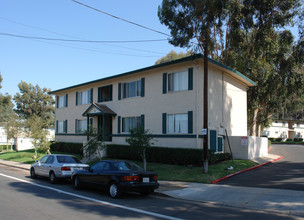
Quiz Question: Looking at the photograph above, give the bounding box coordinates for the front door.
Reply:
[98,115,112,141]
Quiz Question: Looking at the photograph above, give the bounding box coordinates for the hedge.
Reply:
[106,144,231,166]
[50,142,83,156]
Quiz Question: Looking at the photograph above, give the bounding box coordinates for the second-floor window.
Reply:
[76,89,93,105]
[168,70,188,92]
[98,85,112,102]
[57,94,68,108]
[122,80,141,99]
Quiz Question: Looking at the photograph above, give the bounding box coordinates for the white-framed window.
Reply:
[57,120,67,133]
[57,95,68,108]
[122,80,141,99]
[76,119,87,133]
[168,70,188,92]
[76,89,92,105]
[168,113,188,134]
[122,117,141,133]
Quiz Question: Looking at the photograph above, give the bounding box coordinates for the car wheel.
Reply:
[30,168,37,179]
[74,176,81,190]
[49,171,56,184]
[109,182,121,199]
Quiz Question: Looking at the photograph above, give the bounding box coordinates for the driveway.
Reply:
[219,144,304,191]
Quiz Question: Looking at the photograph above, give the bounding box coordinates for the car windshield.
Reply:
[57,156,82,164]
[113,161,144,171]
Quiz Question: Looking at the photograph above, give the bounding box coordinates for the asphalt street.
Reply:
[0,164,296,220]
[219,144,304,191]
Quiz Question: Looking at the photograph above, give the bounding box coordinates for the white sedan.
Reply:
[30,154,89,183]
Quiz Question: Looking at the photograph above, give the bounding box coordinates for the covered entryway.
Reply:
[82,103,116,142]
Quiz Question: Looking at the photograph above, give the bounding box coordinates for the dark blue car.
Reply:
[72,160,159,198]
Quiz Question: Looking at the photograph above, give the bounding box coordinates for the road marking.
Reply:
[0,172,183,220]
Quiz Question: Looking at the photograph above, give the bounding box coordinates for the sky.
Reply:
[0,0,186,97]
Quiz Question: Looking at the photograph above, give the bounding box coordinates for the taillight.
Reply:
[61,166,71,171]
[153,175,158,181]
[124,176,139,182]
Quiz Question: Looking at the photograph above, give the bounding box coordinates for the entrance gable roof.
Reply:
[82,103,116,117]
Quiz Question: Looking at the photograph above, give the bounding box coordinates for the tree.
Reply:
[14,81,55,127]
[0,73,2,89]
[223,0,303,136]
[155,50,193,64]
[126,128,153,171]
[158,0,230,173]
[14,81,55,158]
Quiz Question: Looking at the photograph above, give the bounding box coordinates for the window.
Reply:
[122,80,141,99]
[57,94,68,108]
[163,68,193,93]
[122,116,141,133]
[76,119,87,133]
[168,113,188,134]
[57,120,67,133]
[98,85,112,102]
[168,70,188,92]
[76,89,93,105]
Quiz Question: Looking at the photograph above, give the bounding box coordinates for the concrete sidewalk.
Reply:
[0,156,303,217]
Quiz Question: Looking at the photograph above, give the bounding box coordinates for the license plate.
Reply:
[143,177,150,183]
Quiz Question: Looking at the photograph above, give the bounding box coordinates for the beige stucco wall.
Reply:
[53,59,250,150]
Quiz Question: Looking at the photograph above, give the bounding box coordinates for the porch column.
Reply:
[87,115,89,140]
[102,114,106,141]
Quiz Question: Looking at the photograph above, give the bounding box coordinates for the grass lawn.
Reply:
[0,149,82,164]
[0,150,258,183]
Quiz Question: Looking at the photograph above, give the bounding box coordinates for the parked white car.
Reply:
[30,154,89,183]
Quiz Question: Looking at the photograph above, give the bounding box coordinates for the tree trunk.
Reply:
[256,123,261,137]
[250,108,259,136]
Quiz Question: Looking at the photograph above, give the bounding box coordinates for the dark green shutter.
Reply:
[56,96,59,108]
[162,113,167,134]
[188,67,193,90]
[141,78,145,97]
[75,119,78,133]
[56,120,58,133]
[162,73,167,94]
[118,83,121,100]
[65,94,68,107]
[64,120,68,133]
[98,87,102,102]
[76,92,78,105]
[140,114,145,131]
[117,116,121,133]
[90,88,93,103]
[188,111,193,134]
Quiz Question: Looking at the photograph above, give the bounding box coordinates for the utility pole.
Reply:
[203,39,209,174]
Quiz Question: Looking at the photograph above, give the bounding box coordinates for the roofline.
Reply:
[49,54,256,94]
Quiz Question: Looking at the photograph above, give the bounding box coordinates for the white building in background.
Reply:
[0,124,55,151]
[262,120,304,140]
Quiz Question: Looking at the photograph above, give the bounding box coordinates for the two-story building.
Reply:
[50,54,255,153]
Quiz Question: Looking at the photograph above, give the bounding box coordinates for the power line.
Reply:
[71,0,171,37]
[0,32,167,43]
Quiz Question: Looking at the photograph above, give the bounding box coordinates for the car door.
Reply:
[43,155,55,176]
[82,161,106,187]
[34,155,48,176]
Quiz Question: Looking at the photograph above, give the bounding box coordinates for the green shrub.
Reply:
[106,144,231,166]
[50,142,83,156]
[294,138,303,142]
[0,145,3,152]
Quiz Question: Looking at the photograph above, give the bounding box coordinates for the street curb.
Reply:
[0,161,30,171]
[210,156,283,184]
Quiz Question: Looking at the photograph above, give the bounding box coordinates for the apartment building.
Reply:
[50,54,255,153]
